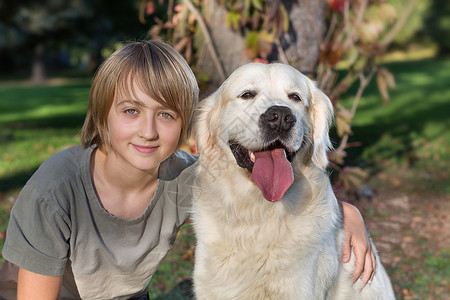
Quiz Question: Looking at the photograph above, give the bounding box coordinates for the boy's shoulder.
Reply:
[37,144,89,171]
[159,150,198,181]
[28,144,91,188]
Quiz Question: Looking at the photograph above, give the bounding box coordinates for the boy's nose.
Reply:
[140,116,159,140]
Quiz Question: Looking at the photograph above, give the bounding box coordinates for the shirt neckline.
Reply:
[81,146,164,225]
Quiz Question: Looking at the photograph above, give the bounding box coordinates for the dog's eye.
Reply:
[240,91,257,100]
[288,93,302,102]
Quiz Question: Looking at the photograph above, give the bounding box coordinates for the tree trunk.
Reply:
[281,0,327,75]
[198,1,247,94]
[31,42,47,83]
[198,0,327,92]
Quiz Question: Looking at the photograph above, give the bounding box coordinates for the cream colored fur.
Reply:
[192,63,395,299]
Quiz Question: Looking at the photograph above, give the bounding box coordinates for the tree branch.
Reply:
[350,66,377,117]
[335,67,376,153]
[182,0,227,82]
[275,38,289,64]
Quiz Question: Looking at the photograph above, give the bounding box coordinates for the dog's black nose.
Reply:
[260,106,296,132]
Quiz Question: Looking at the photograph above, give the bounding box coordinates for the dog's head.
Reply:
[195,63,333,202]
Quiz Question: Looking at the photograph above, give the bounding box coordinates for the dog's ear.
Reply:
[194,89,223,155]
[305,79,334,170]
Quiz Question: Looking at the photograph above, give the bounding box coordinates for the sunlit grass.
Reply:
[337,57,450,196]
[0,81,90,191]
[0,129,79,180]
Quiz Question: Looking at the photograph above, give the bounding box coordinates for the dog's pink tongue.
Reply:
[252,148,294,202]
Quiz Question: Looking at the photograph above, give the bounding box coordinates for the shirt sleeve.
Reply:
[2,183,71,276]
[176,161,198,224]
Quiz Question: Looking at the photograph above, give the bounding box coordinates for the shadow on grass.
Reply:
[335,57,450,168]
[349,101,450,162]
[0,168,38,192]
[3,113,86,131]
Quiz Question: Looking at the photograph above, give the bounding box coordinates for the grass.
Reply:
[336,57,450,196]
[0,55,449,298]
[0,82,90,192]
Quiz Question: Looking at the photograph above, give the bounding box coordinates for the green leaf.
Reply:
[226,11,241,30]
[245,31,260,58]
[251,0,263,11]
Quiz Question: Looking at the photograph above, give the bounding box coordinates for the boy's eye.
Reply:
[159,112,173,119]
[125,108,138,115]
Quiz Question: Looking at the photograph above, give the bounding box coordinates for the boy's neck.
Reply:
[93,147,159,189]
[89,148,159,219]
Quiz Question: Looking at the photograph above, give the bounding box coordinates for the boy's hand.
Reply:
[340,201,376,285]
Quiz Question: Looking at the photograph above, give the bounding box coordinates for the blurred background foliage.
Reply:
[0,0,444,82]
[0,0,444,86]
[0,0,150,81]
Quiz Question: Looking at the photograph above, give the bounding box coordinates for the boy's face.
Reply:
[106,82,182,174]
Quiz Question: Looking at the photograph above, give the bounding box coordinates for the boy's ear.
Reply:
[305,78,334,170]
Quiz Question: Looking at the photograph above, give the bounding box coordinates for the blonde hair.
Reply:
[81,40,199,150]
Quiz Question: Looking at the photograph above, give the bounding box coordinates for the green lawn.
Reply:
[0,56,449,298]
[337,57,450,195]
[0,82,91,192]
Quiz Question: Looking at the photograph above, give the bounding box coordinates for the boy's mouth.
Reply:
[133,144,159,154]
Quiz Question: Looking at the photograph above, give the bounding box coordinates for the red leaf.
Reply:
[251,58,269,64]
[328,0,347,14]
[146,1,155,15]
[319,43,343,67]
[174,4,183,12]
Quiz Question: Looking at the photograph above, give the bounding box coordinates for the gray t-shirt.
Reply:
[2,145,197,299]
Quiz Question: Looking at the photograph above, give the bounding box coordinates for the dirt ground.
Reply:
[341,187,450,299]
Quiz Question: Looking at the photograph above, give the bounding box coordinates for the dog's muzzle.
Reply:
[229,106,299,202]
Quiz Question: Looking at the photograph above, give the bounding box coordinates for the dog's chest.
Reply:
[195,235,336,300]
[193,196,343,299]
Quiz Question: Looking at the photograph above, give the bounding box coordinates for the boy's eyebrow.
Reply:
[116,99,145,107]
[116,99,174,111]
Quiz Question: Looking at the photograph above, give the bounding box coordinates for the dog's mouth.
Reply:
[229,140,297,202]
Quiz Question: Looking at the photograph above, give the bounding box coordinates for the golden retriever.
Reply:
[192,63,395,299]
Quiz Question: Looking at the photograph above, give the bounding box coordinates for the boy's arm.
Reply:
[340,201,376,284]
[18,268,62,300]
